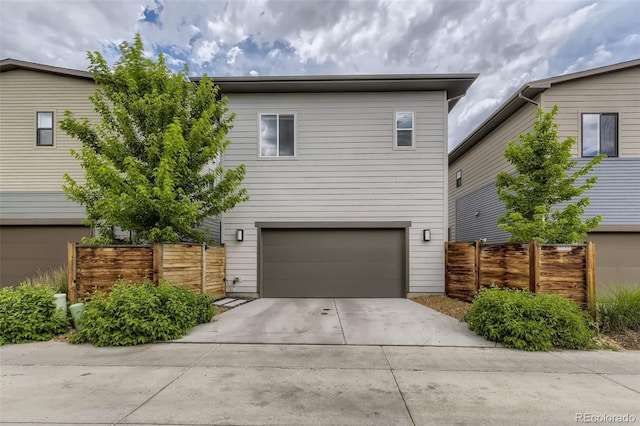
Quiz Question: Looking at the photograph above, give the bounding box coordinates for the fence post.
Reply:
[444,242,450,296]
[67,242,77,302]
[586,241,597,318]
[474,240,481,292]
[153,242,164,285]
[201,243,206,294]
[529,239,540,293]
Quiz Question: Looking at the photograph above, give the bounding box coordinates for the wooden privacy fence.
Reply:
[67,242,226,302]
[445,240,596,315]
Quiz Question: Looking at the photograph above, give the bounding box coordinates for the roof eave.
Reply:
[0,58,93,80]
[449,58,640,164]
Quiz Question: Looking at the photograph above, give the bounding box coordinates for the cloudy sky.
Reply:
[1,0,638,149]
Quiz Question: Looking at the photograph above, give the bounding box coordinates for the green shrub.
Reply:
[21,266,68,294]
[71,281,215,346]
[0,285,69,345]
[464,287,596,351]
[597,284,640,332]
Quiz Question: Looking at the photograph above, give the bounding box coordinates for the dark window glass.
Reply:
[279,114,295,156]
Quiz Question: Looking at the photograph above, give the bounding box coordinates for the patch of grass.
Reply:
[0,284,69,345]
[21,266,68,294]
[597,284,640,332]
[464,287,596,351]
[71,280,215,346]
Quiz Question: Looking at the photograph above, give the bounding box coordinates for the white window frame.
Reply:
[258,112,297,159]
[393,111,415,150]
[580,112,618,158]
[36,111,54,147]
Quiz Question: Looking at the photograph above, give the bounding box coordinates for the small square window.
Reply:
[456,170,462,188]
[581,113,617,157]
[259,113,295,157]
[395,112,414,148]
[37,111,54,146]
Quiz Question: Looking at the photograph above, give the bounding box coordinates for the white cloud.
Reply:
[193,40,219,65]
[249,69,259,76]
[226,46,242,65]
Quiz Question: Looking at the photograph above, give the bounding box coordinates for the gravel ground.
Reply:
[410,295,471,321]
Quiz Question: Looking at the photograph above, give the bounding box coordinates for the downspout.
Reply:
[518,92,539,106]
[447,93,466,105]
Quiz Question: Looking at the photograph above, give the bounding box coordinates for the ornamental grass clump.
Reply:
[597,284,640,332]
[464,287,596,351]
[71,280,215,346]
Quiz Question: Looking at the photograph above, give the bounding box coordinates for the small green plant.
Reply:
[71,280,215,346]
[597,284,640,332]
[0,284,69,345]
[464,287,596,351]
[21,266,68,294]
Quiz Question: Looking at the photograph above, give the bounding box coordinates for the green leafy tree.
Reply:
[61,35,247,243]
[496,105,604,243]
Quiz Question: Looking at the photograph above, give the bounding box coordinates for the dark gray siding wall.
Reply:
[455,182,509,242]
[202,216,221,244]
[0,191,85,220]
[454,158,640,242]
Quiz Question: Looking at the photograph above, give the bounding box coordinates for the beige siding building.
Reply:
[449,59,640,289]
[0,61,96,286]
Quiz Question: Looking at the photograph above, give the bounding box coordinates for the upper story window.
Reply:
[36,111,54,146]
[456,170,462,188]
[394,112,415,148]
[259,113,295,157]
[582,113,618,157]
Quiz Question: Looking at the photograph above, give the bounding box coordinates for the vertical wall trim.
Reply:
[443,91,449,241]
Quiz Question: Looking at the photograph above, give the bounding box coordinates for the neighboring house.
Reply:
[449,59,640,289]
[0,59,222,286]
[0,60,95,287]
[0,58,477,296]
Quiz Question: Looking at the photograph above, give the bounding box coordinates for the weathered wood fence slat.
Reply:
[68,242,226,302]
[445,240,596,316]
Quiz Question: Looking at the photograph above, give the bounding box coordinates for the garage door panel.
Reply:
[263,245,400,264]
[263,278,402,298]
[0,225,91,287]
[262,228,405,298]
[263,261,403,281]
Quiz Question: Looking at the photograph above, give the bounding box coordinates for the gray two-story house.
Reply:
[0,58,477,296]
[449,59,640,289]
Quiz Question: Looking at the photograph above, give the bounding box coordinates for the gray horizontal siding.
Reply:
[578,158,640,225]
[455,157,640,242]
[223,91,448,294]
[455,182,509,243]
[0,191,85,220]
[201,216,221,244]
[0,192,224,243]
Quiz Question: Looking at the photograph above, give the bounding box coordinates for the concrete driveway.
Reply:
[177,298,495,346]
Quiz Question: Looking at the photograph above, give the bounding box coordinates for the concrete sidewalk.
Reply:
[1,342,638,425]
[178,298,495,346]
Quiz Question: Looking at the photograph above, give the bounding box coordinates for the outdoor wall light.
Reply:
[236,229,244,242]
[423,229,431,242]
